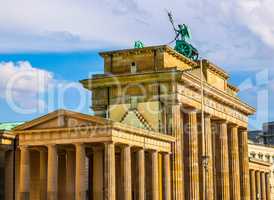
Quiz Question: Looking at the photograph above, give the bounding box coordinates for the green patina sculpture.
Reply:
[134,40,144,49]
[168,12,199,61]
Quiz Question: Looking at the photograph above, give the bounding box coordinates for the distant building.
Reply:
[263,122,274,144]
[248,143,274,200]
[248,121,274,145]
[249,130,264,144]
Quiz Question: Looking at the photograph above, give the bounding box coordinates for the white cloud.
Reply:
[0,61,90,114]
[0,0,273,70]
[0,61,54,111]
[235,0,274,48]
[0,61,53,94]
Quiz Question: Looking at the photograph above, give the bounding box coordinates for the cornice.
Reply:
[180,72,255,115]
[14,122,175,143]
[99,45,197,68]
[99,45,166,57]
[248,143,274,152]
[81,69,183,90]
[249,158,272,167]
[227,83,239,93]
[0,131,16,139]
[13,109,111,131]
[203,59,230,79]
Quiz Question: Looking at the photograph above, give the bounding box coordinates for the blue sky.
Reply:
[0,0,274,130]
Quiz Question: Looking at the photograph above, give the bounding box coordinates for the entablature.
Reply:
[0,131,15,146]
[180,71,255,115]
[82,70,255,127]
[249,158,272,173]
[15,125,173,153]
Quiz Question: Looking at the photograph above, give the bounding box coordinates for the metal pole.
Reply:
[200,59,207,200]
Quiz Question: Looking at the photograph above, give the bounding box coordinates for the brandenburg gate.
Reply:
[11,45,255,200]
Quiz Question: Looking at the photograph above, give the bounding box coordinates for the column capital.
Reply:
[135,147,145,152]
[214,119,228,124]
[238,127,248,132]
[228,122,239,128]
[74,142,84,147]
[47,143,57,148]
[18,145,29,150]
[204,113,212,118]
[119,143,131,148]
[184,107,198,114]
[104,141,115,145]
[161,151,172,155]
[147,149,158,153]
[133,147,146,153]
[171,102,182,106]
[38,147,48,153]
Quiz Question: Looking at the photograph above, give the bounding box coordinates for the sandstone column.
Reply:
[255,171,261,200]
[261,172,266,200]
[93,147,103,200]
[5,150,14,200]
[239,129,250,200]
[171,104,184,200]
[266,173,271,200]
[19,146,30,200]
[204,114,214,200]
[121,145,132,200]
[104,142,116,200]
[75,143,86,200]
[250,170,256,200]
[217,120,230,200]
[185,111,199,199]
[66,150,76,200]
[47,144,58,200]
[136,149,145,200]
[163,153,171,200]
[58,154,67,200]
[40,149,47,200]
[229,125,241,199]
[151,151,159,200]
[15,149,20,200]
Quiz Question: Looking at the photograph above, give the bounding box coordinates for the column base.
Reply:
[47,192,58,200]
[19,192,30,200]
